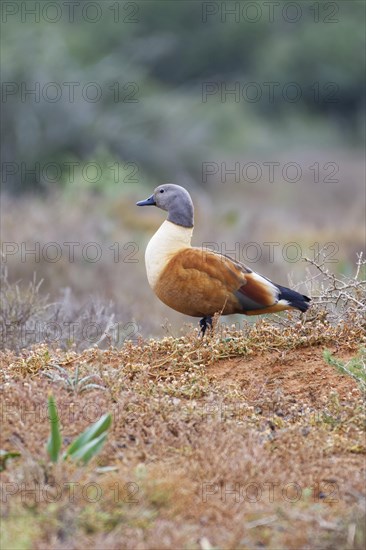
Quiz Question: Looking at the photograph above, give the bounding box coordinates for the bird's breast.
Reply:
[144,220,193,289]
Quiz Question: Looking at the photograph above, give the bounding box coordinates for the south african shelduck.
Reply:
[137,184,310,334]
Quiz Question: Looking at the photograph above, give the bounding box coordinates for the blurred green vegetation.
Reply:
[2,0,365,193]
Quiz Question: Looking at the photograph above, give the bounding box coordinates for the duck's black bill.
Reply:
[136,194,156,206]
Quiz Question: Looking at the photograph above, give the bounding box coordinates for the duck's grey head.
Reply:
[136,184,194,228]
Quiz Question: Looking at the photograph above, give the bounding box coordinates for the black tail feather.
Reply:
[276,284,311,313]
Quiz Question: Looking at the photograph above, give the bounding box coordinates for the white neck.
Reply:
[145,220,193,288]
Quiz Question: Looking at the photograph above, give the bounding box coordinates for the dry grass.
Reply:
[0,261,133,352]
[1,313,365,549]
[302,250,366,325]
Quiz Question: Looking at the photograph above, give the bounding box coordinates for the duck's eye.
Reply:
[160,189,165,193]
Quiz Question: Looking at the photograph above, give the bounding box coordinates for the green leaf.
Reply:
[0,450,21,472]
[68,432,108,464]
[46,394,62,463]
[65,413,112,458]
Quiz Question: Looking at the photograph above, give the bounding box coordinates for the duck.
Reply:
[137,184,310,334]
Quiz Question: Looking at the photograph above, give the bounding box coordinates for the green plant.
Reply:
[46,395,62,462]
[323,348,366,393]
[0,449,21,472]
[43,364,106,393]
[46,394,112,464]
